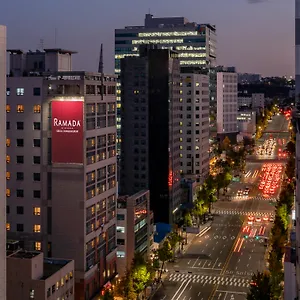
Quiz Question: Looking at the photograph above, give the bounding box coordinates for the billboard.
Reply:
[52,100,83,164]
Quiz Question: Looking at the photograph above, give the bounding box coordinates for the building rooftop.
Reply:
[8,250,40,259]
[42,258,72,280]
[44,48,77,54]
[7,49,77,55]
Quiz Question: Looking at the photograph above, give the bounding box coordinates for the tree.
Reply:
[102,289,114,300]
[222,136,231,150]
[192,198,207,226]
[183,212,192,227]
[168,230,183,259]
[286,140,295,155]
[123,270,137,300]
[276,204,288,231]
[132,264,151,294]
[157,241,173,281]
[285,155,295,180]
[247,271,272,300]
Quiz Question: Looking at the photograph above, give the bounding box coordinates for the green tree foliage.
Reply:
[132,264,151,294]
[285,155,295,180]
[247,271,272,300]
[222,136,231,150]
[157,241,173,281]
[183,212,192,227]
[286,140,295,155]
[123,271,137,300]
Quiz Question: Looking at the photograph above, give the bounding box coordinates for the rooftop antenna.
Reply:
[98,44,104,100]
[55,28,57,47]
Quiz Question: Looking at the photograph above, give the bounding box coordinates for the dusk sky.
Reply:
[0,0,294,76]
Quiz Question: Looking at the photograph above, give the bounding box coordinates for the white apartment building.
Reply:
[6,49,118,300]
[0,25,6,300]
[116,190,154,276]
[217,72,238,135]
[237,110,256,136]
[180,69,210,182]
[238,93,265,110]
[7,251,74,300]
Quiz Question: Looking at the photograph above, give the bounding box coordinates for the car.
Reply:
[237,189,243,196]
[263,216,269,222]
[248,215,254,225]
[245,187,250,192]
[255,217,261,222]
[269,217,274,222]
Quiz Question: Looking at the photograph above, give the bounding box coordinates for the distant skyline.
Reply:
[0,0,294,76]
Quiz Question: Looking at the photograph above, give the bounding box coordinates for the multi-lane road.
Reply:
[152,115,290,300]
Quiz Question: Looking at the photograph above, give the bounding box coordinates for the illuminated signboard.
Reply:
[51,100,83,164]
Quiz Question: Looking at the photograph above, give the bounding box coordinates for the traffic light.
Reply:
[244,235,249,239]
[255,236,259,240]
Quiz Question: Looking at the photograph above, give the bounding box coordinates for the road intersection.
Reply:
[152,115,289,300]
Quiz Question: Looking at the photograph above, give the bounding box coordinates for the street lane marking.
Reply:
[173,279,192,300]
[170,279,187,300]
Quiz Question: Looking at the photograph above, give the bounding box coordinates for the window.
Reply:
[17,105,24,113]
[34,242,41,251]
[17,206,24,214]
[33,139,41,147]
[6,88,10,96]
[16,189,24,198]
[6,105,10,113]
[6,206,10,214]
[6,155,10,163]
[33,207,41,216]
[17,139,24,147]
[6,189,10,197]
[6,122,10,130]
[33,224,41,233]
[17,172,24,180]
[33,88,41,96]
[6,138,10,147]
[116,226,125,233]
[17,224,24,232]
[16,88,24,96]
[33,190,41,198]
[6,223,10,231]
[117,251,125,258]
[117,214,125,221]
[33,122,41,130]
[17,122,24,130]
[33,105,41,113]
[6,172,10,180]
[33,173,40,181]
[33,156,41,164]
[117,239,125,245]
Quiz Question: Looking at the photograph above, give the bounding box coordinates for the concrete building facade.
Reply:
[7,251,74,300]
[216,72,238,135]
[237,110,256,137]
[120,47,182,224]
[180,68,210,182]
[6,50,118,300]
[116,190,154,276]
[115,14,216,151]
[0,25,6,300]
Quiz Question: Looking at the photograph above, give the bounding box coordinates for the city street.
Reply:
[152,115,289,300]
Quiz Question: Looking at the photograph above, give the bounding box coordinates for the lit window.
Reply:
[117,251,125,258]
[16,88,24,96]
[33,224,41,233]
[69,271,73,279]
[6,155,10,163]
[6,223,10,231]
[33,105,41,113]
[56,281,60,290]
[34,242,41,251]
[33,207,41,216]
[6,172,10,180]
[116,226,125,233]
[29,289,35,299]
[6,138,10,147]
[6,105,10,113]
[17,105,24,113]
[6,189,10,197]
[61,277,64,286]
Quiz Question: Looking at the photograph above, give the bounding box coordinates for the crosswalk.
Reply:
[214,210,274,217]
[168,273,250,288]
[255,196,277,202]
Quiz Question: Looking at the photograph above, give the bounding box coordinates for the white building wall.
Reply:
[217,72,238,134]
[180,73,210,182]
[0,25,6,300]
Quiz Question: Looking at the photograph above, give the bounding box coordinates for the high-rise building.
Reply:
[180,67,210,183]
[0,24,6,300]
[115,14,216,152]
[120,47,182,224]
[116,190,154,276]
[6,49,118,299]
[216,72,238,137]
